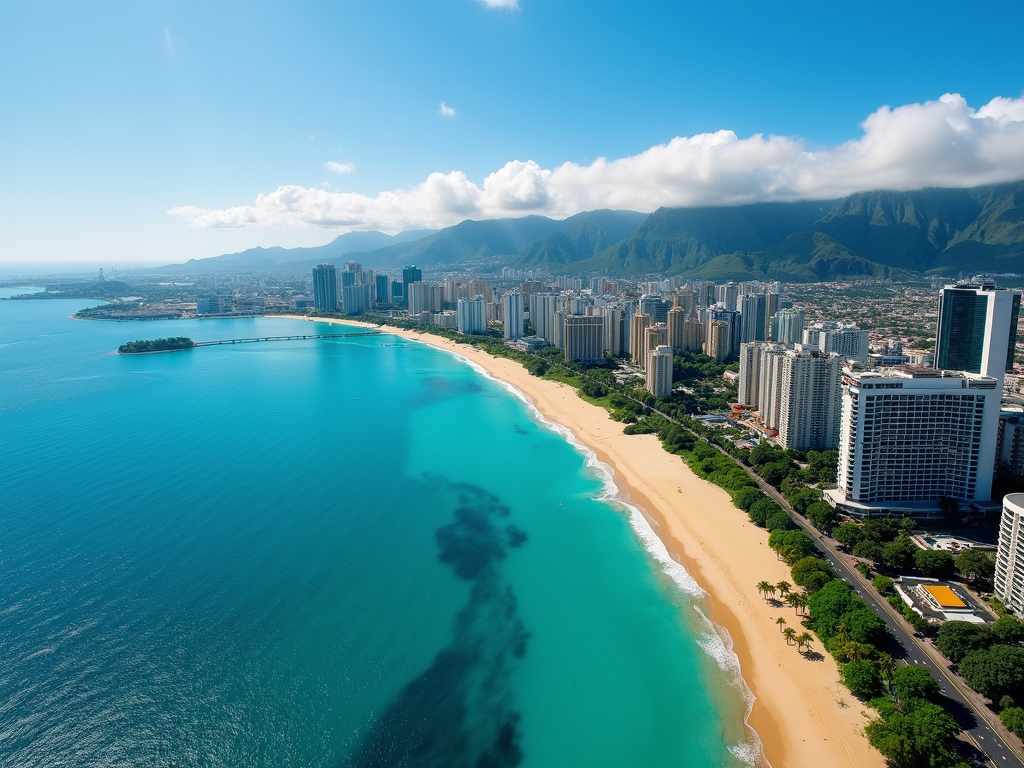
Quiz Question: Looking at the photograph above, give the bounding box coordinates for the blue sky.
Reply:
[2,0,1023,264]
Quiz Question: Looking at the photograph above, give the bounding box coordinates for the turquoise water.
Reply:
[0,300,754,767]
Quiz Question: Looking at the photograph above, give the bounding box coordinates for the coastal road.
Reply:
[635,400,1024,768]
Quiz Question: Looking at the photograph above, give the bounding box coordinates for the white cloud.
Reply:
[171,93,1024,232]
[324,160,355,175]
[474,0,519,8]
[439,101,456,117]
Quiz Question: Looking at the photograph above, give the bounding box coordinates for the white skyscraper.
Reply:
[646,345,674,398]
[502,291,524,340]
[996,494,1024,615]
[827,369,1001,517]
[457,296,487,334]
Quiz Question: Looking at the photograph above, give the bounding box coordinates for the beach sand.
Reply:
[291,317,884,768]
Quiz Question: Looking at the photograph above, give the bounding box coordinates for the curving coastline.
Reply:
[287,316,885,768]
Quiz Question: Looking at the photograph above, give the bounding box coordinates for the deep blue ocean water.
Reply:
[0,300,754,767]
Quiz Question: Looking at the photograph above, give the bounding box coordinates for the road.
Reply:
[637,400,1024,768]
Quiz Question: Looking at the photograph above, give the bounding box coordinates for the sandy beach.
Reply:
[290,316,884,768]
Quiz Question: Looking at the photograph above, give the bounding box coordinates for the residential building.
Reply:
[682,317,704,353]
[601,306,624,356]
[770,308,805,347]
[708,308,741,359]
[502,291,524,340]
[739,294,768,343]
[776,349,842,451]
[402,265,422,306]
[997,411,1024,478]
[457,296,487,334]
[995,494,1024,616]
[529,293,558,343]
[630,313,651,366]
[673,291,696,317]
[640,295,670,324]
[826,368,1001,517]
[564,315,604,363]
[716,282,739,311]
[375,274,392,305]
[408,282,443,316]
[646,345,674,398]
[935,279,1022,384]
[467,279,493,303]
[433,310,458,329]
[643,324,669,372]
[803,322,869,363]
[667,306,686,353]
[705,320,731,362]
[341,283,371,315]
[312,264,337,311]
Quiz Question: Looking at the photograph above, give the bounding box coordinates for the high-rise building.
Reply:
[995,494,1024,615]
[716,282,739,311]
[563,315,604,363]
[997,411,1024,479]
[630,313,651,365]
[777,349,842,451]
[739,294,768,343]
[764,293,780,339]
[402,266,423,306]
[552,309,568,350]
[341,283,371,315]
[375,274,392,306]
[640,296,669,324]
[803,322,869,364]
[935,279,1022,384]
[705,321,731,362]
[312,264,338,311]
[444,275,461,304]
[502,291,524,340]
[673,291,696,317]
[529,293,558,343]
[467,279,492,302]
[643,324,669,372]
[770,308,805,347]
[457,296,487,334]
[682,317,704,353]
[601,306,624,356]
[737,342,763,407]
[667,306,686,353]
[708,308,741,359]
[826,369,1001,517]
[646,345,674,398]
[408,282,443,316]
[695,281,716,309]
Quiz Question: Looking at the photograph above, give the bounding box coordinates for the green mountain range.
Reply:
[164,181,1024,282]
[570,182,1024,281]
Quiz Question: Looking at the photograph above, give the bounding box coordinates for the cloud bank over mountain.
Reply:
[171,93,1024,232]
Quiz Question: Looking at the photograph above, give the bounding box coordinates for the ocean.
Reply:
[0,299,755,767]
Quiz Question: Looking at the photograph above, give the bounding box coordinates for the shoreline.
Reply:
[283,315,884,768]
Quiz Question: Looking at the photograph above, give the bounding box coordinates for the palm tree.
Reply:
[877,653,897,685]
[766,583,778,601]
[786,593,800,612]
[776,617,787,633]
[756,581,774,600]
[842,641,874,662]
[776,581,792,599]
[796,632,813,653]
[783,627,798,646]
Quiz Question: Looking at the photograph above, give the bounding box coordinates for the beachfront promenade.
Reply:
[633,397,1024,768]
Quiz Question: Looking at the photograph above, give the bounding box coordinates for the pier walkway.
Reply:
[194,331,381,347]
